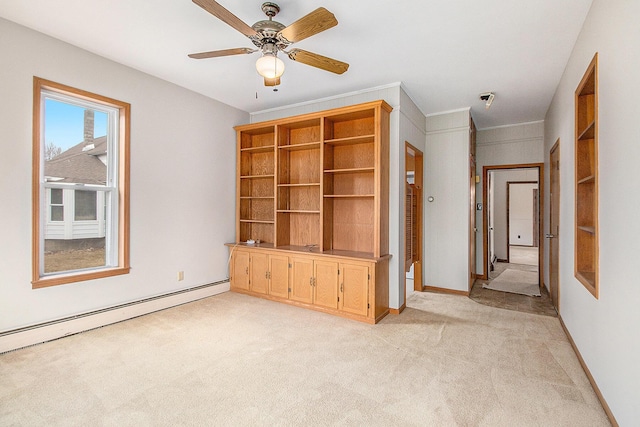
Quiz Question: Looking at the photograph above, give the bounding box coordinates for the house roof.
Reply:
[45,136,107,185]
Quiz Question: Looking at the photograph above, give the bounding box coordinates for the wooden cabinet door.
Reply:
[250,252,269,295]
[231,250,250,291]
[269,254,290,299]
[290,257,313,304]
[313,260,338,309]
[339,263,369,317]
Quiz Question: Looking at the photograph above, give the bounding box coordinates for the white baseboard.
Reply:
[0,281,230,354]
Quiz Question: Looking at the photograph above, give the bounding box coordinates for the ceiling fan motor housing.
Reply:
[261,2,280,18]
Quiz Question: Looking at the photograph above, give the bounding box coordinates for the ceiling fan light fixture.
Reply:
[256,53,285,79]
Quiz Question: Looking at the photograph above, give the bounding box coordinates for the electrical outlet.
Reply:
[177,271,184,281]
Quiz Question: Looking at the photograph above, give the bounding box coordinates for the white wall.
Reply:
[250,83,426,310]
[509,182,537,246]
[424,109,470,292]
[475,122,544,275]
[543,0,640,423]
[0,18,248,331]
[399,88,428,304]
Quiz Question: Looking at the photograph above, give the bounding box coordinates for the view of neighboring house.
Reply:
[43,110,107,249]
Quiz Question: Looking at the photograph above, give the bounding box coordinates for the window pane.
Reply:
[75,190,97,220]
[51,188,63,204]
[44,100,108,185]
[44,238,106,273]
[44,189,107,274]
[51,206,64,221]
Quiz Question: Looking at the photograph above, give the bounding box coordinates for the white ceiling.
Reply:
[0,0,593,128]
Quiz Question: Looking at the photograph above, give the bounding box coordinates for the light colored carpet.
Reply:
[0,291,609,426]
[483,268,541,297]
[509,246,539,266]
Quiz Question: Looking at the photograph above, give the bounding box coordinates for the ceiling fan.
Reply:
[189,0,349,86]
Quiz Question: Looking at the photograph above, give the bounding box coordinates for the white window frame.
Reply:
[32,77,130,288]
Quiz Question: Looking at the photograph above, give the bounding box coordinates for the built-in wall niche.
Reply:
[574,53,598,297]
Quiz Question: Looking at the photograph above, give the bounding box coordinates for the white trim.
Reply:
[426,126,470,136]
[425,107,471,118]
[0,281,230,353]
[249,82,402,118]
[477,120,544,132]
[398,82,429,118]
[476,137,543,147]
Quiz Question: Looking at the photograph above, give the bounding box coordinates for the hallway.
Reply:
[471,246,556,317]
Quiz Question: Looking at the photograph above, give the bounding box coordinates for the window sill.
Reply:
[32,266,130,289]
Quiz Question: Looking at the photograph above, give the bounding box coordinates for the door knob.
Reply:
[545,234,555,239]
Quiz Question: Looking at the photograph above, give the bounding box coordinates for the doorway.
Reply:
[405,142,424,301]
[470,163,556,315]
[481,164,544,285]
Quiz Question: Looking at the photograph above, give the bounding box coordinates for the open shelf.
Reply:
[240,145,274,153]
[578,226,596,234]
[240,174,275,179]
[574,53,599,298]
[324,167,375,174]
[278,141,321,151]
[578,121,595,140]
[324,135,375,146]
[278,183,320,187]
[235,100,390,257]
[324,194,374,198]
[577,175,595,184]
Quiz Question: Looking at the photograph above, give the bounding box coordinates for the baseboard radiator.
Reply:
[0,280,230,354]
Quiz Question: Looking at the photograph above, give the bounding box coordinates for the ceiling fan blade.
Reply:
[264,77,281,86]
[188,47,257,59]
[192,0,258,38]
[287,49,349,74]
[278,7,338,43]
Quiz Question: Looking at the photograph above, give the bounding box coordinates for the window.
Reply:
[49,188,64,221]
[74,190,97,221]
[33,77,130,288]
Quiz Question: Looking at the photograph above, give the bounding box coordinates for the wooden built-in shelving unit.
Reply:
[229,100,391,323]
[574,53,599,297]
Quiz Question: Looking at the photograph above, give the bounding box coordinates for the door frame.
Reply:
[549,140,560,312]
[402,141,424,308]
[506,181,538,262]
[481,163,544,288]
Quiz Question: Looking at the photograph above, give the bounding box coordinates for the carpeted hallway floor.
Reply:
[0,291,609,426]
